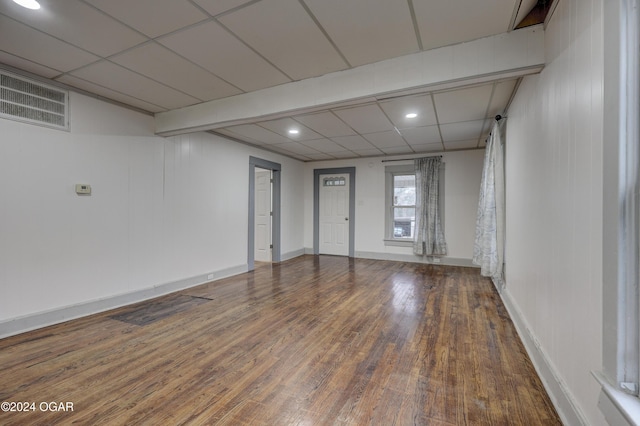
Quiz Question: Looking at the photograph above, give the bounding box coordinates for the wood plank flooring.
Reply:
[0,256,561,425]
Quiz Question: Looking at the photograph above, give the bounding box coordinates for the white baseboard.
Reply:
[281,248,305,261]
[355,250,477,267]
[0,263,248,339]
[499,288,588,425]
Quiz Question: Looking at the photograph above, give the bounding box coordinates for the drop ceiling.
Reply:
[0,0,542,161]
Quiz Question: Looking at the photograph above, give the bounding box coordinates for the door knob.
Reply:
[345,217,349,221]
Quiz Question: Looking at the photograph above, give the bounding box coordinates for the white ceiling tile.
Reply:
[300,139,348,153]
[444,140,479,150]
[363,131,408,148]
[0,15,99,72]
[259,118,323,141]
[379,94,437,128]
[218,0,348,80]
[331,135,377,151]
[0,0,146,57]
[380,146,415,155]
[158,21,290,92]
[0,51,61,78]
[440,120,485,142]
[86,0,207,38]
[293,111,356,137]
[111,43,241,101]
[56,74,166,113]
[331,151,360,159]
[413,0,518,50]
[271,142,320,155]
[487,79,518,118]
[351,148,384,157]
[303,0,419,66]
[305,153,335,161]
[400,125,442,146]
[222,124,291,144]
[434,84,493,124]
[410,143,444,153]
[192,0,256,17]
[69,61,200,109]
[333,104,394,134]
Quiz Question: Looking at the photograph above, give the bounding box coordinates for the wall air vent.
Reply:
[0,70,69,130]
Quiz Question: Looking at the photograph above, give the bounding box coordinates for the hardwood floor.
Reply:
[0,256,561,425]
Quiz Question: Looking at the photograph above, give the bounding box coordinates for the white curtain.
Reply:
[413,156,447,256]
[473,119,505,286]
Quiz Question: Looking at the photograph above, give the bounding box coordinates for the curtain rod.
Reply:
[381,155,442,163]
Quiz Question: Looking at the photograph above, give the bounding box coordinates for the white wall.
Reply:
[0,92,305,329]
[303,149,485,263]
[504,0,604,424]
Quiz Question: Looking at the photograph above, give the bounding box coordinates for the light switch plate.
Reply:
[75,184,91,195]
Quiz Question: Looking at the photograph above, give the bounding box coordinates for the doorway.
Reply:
[254,167,272,262]
[314,167,355,257]
[248,157,281,271]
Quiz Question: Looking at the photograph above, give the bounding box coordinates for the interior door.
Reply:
[319,173,350,256]
[254,169,272,262]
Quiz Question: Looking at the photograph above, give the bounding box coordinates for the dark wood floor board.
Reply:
[0,255,561,425]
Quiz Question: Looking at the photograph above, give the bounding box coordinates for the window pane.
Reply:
[393,175,415,206]
[393,207,415,238]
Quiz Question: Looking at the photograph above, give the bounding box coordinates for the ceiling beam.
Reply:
[155,25,544,137]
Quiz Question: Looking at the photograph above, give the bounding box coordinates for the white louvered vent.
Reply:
[0,70,69,130]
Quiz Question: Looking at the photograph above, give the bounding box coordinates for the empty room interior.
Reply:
[0,0,636,424]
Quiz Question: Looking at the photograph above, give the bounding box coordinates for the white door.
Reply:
[319,173,350,256]
[255,169,272,262]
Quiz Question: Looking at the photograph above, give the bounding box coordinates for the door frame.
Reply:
[248,157,281,271]
[314,167,355,257]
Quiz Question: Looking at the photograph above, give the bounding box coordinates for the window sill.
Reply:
[383,239,413,247]
[594,371,640,425]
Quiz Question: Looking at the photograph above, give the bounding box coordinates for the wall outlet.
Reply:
[207,273,214,280]
[432,257,441,264]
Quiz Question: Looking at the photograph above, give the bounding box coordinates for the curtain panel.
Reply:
[473,119,505,286]
[413,156,447,256]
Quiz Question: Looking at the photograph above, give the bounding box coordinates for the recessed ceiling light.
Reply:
[405,113,418,119]
[12,0,41,9]
[288,129,300,135]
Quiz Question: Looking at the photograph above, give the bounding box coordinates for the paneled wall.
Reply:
[0,92,305,331]
[505,0,604,423]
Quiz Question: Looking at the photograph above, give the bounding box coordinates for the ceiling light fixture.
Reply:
[405,113,418,119]
[288,129,299,135]
[12,0,41,9]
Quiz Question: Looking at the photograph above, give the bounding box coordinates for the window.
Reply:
[385,163,444,246]
[392,174,416,239]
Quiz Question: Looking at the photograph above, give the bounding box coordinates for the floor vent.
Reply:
[0,70,69,130]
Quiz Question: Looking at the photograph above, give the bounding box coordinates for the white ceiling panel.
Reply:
[487,80,518,118]
[331,151,362,159]
[351,148,384,157]
[0,15,98,72]
[379,94,437,129]
[434,84,494,124]
[379,146,415,155]
[218,0,348,80]
[363,131,409,149]
[70,61,200,109]
[440,120,485,142]
[409,143,445,153]
[400,125,442,146]
[305,153,335,160]
[293,111,356,138]
[0,0,145,57]
[259,118,323,141]
[331,135,377,151]
[86,0,207,38]
[303,0,419,67]
[413,0,519,50]
[333,104,394,134]
[110,42,241,101]
[158,21,290,92]
[301,139,348,153]
[192,0,256,17]
[0,51,60,78]
[56,74,166,113]
[224,124,291,145]
[271,142,320,155]
[444,140,479,150]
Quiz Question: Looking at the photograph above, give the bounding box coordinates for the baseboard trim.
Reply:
[0,263,248,339]
[354,251,477,268]
[499,288,588,425]
[281,248,305,261]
